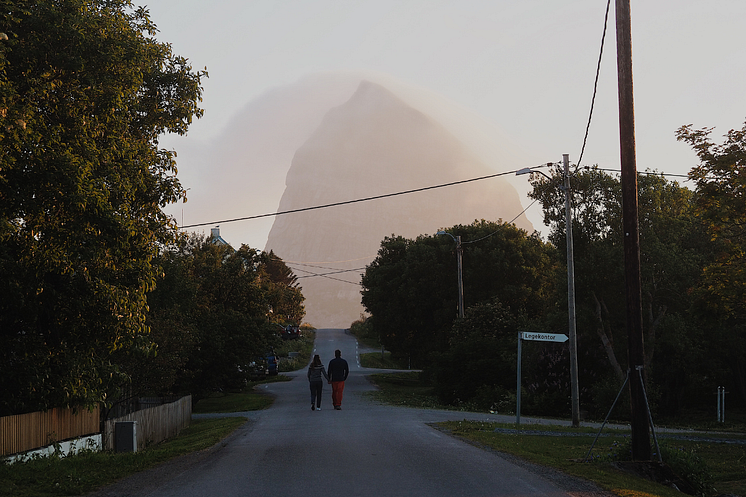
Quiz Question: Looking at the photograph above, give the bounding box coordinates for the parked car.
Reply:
[281,325,300,340]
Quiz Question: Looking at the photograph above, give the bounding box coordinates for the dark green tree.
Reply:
[129,235,299,401]
[678,121,746,402]
[259,251,305,325]
[0,1,206,415]
[361,220,556,368]
[429,298,518,408]
[528,167,714,415]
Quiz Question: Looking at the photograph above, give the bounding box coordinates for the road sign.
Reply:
[516,331,570,425]
[520,332,568,343]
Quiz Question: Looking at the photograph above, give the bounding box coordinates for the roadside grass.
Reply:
[348,317,380,350]
[192,376,290,413]
[359,351,408,369]
[438,420,746,497]
[0,417,246,497]
[365,372,443,409]
[369,371,746,497]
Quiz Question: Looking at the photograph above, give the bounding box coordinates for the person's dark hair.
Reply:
[312,354,322,367]
[335,349,341,358]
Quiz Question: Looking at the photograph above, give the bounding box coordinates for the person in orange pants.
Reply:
[327,349,349,410]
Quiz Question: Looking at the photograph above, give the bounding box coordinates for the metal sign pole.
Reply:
[516,332,522,426]
[516,332,569,427]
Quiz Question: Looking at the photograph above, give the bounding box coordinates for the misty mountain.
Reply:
[265,80,532,328]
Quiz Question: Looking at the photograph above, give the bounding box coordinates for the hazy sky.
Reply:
[146,0,746,248]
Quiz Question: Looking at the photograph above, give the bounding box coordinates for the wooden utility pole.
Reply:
[615,0,651,460]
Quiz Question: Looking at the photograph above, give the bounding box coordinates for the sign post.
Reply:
[516,332,569,426]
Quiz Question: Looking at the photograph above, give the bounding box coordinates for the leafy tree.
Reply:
[0,1,205,415]
[125,235,301,401]
[361,220,556,368]
[361,234,452,366]
[677,121,746,402]
[429,298,518,408]
[528,167,714,415]
[259,250,305,325]
[167,238,273,398]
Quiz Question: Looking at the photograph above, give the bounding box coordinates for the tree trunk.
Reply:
[644,292,666,371]
[593,292,625,382]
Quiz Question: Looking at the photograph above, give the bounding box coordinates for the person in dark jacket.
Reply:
[307,354,329,411]
[327,349,349,410]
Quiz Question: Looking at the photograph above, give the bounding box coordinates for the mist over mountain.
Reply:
[265,81,532,328]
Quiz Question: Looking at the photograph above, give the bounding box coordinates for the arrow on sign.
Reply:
[520,332,569,343]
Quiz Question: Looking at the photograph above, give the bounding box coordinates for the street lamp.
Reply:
[437,230,464,319]
[517,154,580,428]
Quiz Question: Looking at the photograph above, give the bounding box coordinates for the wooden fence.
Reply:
[103,395,191,451]
[0,406,100,457]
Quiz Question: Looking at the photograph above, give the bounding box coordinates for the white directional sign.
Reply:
[520,332,568,343]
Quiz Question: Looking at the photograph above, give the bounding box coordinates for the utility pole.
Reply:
[616,0,650,460]
[456,235,464,319]
[437,231,464,319]
[564,154,580,428]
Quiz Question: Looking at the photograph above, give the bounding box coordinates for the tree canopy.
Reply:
[361,220,556,367]
[678,121,746,402]
[0,1,206,415]
[120,234,305,401]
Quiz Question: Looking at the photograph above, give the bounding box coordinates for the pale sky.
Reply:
[146,0,746,249]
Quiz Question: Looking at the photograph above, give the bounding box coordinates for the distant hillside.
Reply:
[265,81,532,328]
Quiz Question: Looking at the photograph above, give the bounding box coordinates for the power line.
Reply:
[592,167,689,179]
[577,0,612,167]
[291,266,363,286]
[461,198,540,246]
[294,267,366,279]
[178,166,544,229]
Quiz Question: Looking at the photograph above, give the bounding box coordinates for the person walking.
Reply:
[327,349,349,410]
[307,355,329,411]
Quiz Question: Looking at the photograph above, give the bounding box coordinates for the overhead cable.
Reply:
[577,0,612,167]
[178,166,544,229]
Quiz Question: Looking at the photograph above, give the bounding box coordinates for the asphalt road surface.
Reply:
[94,328,601,497]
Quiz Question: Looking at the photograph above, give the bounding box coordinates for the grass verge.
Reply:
[365,372,442,409]
[193,376,290,413]
[359,351,408,369]
[0,417,246,497]
[438,421,746,497]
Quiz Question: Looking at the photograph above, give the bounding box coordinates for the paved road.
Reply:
[97,329,596,497]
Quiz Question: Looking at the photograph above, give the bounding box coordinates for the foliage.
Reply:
[0,1,205,415]
[274,327,315,372]
[349,315,380,349]
[678,121,746,403]
[361,220,556,368]
[428,298,518,407]
[599,438,716,497]
[119,234,305,401]
[528,167,715,416]
[260,250,305,325]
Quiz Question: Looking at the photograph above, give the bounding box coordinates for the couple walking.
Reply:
[307,349,349,411]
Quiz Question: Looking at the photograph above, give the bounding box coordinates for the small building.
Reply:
[210,226,230,246]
